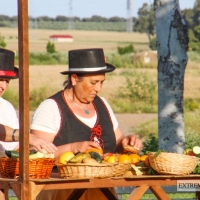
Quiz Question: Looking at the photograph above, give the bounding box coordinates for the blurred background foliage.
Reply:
[2,0,200,151]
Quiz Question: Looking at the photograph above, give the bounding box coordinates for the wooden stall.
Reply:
[0,0,29,199]
[1,175,200,200]
[0,0,200,200]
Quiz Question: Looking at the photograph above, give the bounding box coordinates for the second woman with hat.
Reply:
[0,48,57,153]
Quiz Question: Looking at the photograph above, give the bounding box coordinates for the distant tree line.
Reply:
[0,14,130,32]
[134,0,200,51]
[182,0,200,51]
[1,0,200,51]
[0,14,127,23]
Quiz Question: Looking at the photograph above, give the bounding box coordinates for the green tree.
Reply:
[194,25,200,40]
[117,44,134,55]
[193,0,200,26]
[149,37,157,50]
[134,3,155,42]
[182,9,195,29]
[188,29,200,51]
[46,41,56,53]
[0,34,6,48]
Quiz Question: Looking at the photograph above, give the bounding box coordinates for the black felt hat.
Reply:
[60,48,116,75]
[0,48,19,79]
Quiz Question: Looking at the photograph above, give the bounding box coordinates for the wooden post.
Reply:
[17,0,30,199]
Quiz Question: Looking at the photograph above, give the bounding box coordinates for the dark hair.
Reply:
[63,74,85,89]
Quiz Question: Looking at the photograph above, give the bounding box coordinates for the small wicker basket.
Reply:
[56,162,131,178]
[0,157,56,179]
[148,152,199,175]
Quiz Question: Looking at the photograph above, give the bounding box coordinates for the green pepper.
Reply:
[5,149,37,158]
[5,150,19,158]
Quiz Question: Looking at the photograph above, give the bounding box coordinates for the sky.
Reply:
[0,0,196,19]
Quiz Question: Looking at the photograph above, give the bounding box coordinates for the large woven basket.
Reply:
[0,157,56,179]
[57,162,131,178]
[148,152,199,175]
[111,163,131,177]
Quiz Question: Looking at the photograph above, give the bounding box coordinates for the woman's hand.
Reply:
[121,134,142,151]
[70,141,101,154]
[29,134,57,153]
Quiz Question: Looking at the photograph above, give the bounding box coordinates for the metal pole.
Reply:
[127,0,133,32]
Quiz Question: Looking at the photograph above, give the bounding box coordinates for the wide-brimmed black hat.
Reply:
[0,48,19,79]
[60,48,116,75]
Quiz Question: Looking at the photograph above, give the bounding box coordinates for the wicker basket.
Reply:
[0,157,56,179]
[111,163,131,177]
[148,152,199,175]
[57,162,114,178]
[57,162,131,178]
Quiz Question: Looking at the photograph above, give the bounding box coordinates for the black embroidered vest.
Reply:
[49,90,116,153]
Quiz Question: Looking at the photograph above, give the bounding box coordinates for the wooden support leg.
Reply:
[99,188,118,200]
[29,182,45,200]
[196,191,200,200]
[10,183,21,200]
[0,189,6,200]
[150,185,171,200]
[4,189,9,200]
[127,185,149,200]
[67,189,87,200]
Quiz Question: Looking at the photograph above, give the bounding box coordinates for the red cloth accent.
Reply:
[91,125,102,136]
[0,70,16,76]
[90,124,104,149]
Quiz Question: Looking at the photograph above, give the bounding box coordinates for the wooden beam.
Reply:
[17,0,30,199]
[127,185,149,200]
[29,182,45,200]
[67,189,87,200]
[150,185,171,200]
[10,182,21,199]
[99,188,118,200]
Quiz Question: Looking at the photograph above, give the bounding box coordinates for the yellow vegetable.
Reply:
[59,151,75,164]
[69,152,90,163]
[82,157,100,165]
[29,151,54,160]
[29,152,46,159]
[131,164,143,176]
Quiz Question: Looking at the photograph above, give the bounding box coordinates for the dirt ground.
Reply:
[115,113,157,136]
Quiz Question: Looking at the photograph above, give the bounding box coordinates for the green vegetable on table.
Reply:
[148,165,158,175]
[5,149,37,158]
[5,150,19,158]
[154,149,165,158]
[192,163,200,174]
[131,164,143,175]
[192,146,200,157]
[88,151,102,163]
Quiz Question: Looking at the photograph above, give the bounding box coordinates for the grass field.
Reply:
[8,65,200,103]
[3,28,200,110]
[0,27,150,54]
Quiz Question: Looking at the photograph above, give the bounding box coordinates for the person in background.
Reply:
[0,124,57,153]
[31,48,142,200]
[0,48,57,153]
